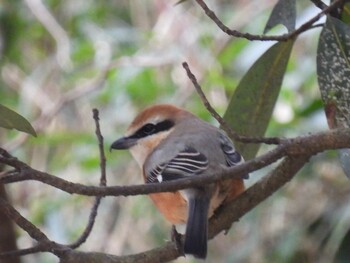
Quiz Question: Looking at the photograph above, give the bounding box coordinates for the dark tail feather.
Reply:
[184,196,209,259]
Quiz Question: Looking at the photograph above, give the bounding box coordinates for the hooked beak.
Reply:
[110,136,137,151]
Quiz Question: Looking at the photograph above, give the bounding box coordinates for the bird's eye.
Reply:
[142,123,156,135]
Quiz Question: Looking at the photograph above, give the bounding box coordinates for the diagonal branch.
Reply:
[195,0,344,41]
[0,197,50,243]
[67,109,107,249]
[182,62,281,145]
[208,155,309,237]
[0,122,349,262]
[1,127,350,197]
[54,155,311,263]
[0,197,69,259]
[0,109,109,258]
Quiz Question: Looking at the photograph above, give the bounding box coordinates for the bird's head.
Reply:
[110,104,186,167]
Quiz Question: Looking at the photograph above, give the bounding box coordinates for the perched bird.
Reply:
[110,104,245,259]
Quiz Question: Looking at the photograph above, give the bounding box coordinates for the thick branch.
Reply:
[56,155,310,263]
[208,155,309,237]
[0,117,349,262]
[59,242,179,263]
[0,198,68,258]
[1,128,349,197]
[0,197,49,242]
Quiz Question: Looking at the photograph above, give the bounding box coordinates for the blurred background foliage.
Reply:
[0,0,349,262]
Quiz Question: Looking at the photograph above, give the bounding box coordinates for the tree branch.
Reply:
[0,197,50,243]
[208,155,309,237]
[195,0,344,41]
[67,109,107,249]
[182,62,281,145]
[1,127,350,197]
[0,123,349,262]
[55,155,310,263]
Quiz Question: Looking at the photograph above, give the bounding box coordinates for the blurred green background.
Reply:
[1,0,349,262]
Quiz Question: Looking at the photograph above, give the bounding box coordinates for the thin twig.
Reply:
[93,109,107,186]
[195,0,344,41]
[0,246,43,258]
[182,62,281,145]
[67,109,107,249]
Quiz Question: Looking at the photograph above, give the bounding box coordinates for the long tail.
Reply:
[184,196,210,259]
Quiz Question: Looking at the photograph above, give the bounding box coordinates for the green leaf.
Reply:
[0,104,37,137]
[341,2,350,25]
[223,40,294,159]
[317,16,350,129]
[264,0,296,34]
[317,16,350,179]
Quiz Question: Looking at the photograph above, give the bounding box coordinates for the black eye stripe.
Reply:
[130,120,174,139]
[142,124,156,134]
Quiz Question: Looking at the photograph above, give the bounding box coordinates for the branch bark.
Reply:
[0,127,349,262]
[1,127,349,197]
[55,156,310,263]
[194,0,344,41]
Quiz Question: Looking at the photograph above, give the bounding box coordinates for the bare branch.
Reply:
[93,109,107,186]
[195,0,344,41]
[67,109,107,249]
[59,242,179,263]
[56,155,311,263]
[182,62,281,145]
[1,128,350,197]
[208,155,309,237]
[0,244,49,258]
[1,124,349,262]
[0,198,68,256]
[0,197,49,242]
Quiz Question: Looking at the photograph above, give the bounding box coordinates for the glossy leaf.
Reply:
[223,40,294,160]
[264,0,296,33]
[317,16,350,178]
[0,104,37,137]
[341,2,350,25]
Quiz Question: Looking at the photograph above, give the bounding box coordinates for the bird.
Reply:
[110,104,246,259]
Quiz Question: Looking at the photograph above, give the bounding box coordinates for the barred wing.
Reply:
[147,146,209,183]
[219,133,248,179]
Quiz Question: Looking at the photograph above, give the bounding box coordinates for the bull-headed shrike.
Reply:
[111,104,245,259]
